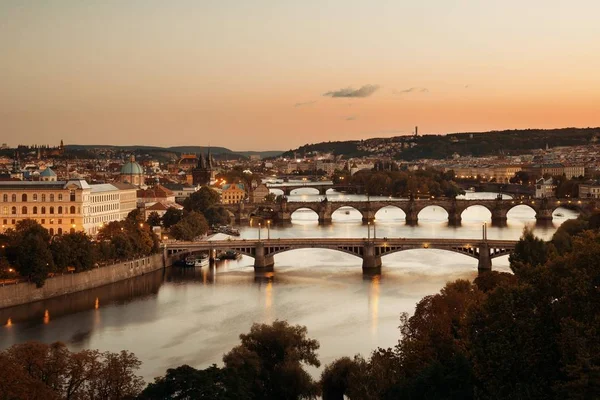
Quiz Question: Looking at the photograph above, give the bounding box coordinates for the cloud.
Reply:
[323,84,380,98]
[294,100,317,107]
[393,87,429,94]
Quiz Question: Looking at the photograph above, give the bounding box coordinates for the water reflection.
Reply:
[369,275,380,336]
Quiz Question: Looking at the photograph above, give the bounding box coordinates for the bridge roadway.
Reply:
[266,182,345,196]
[224,197,595,225]
[165,237,517,274]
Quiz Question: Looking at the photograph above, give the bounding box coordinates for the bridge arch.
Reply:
[416,205,449,220]
[330,205,363,220]
[460,204,493,220]
[375,205,407,221]
[379,247,480,260]
[290,207,320,221]
[267,246,363,259]
[506,203,537,219]
[289,187,320,195]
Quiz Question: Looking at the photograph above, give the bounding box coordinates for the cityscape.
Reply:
[2,1,600,399]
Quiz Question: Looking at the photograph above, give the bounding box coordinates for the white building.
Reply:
[0,179,137,236]
[535,178,555,198]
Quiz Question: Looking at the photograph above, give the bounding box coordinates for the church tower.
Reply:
[192,150,213,186]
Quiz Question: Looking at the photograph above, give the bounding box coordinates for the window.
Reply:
[42,194,46,202]
[33,206,38,214]
[58,206,62,214]
[41,206,46,214]
[50,206,54,214]
[11,206,16,215]
[11,219,15,225]
[58,219,62,224]
[58,194,63,201]
[21,206,27,214]
[70,191,76,202]
[2,194,6,202]
[33,194,38,201]
[70,219,75,224]
[50,194,55,202]
[49,228,54,236]
[2,219,6,225]
[70,206,76,214]
[11,194,16,202]
[57,228,62,235]
[21,194,27,202]
[41,219,45,224]
[49,219,54,224]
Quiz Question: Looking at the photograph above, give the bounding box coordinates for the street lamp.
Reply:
[267,220,271,240]
[367,221,371,240]
[373,219,377,240]
[258,222,262,241]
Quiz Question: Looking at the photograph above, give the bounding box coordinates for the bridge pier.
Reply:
[362,243,382,274]
[491,208,508,226]
[535,208,553,221]
[277,211,292,223]
[404,210,419,225]
[254,243,275,272]
[361,209,376,223]
[477,243,492,273]
[447,211,462,225]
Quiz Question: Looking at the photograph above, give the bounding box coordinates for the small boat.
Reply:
[215,226,241,236]
[344,210,350,215]
[184,255,209,267]
[555,213,564,217]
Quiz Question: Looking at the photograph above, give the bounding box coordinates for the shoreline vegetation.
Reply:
[2,212,599,399]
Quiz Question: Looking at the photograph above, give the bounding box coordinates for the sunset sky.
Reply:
[2,1,599,150]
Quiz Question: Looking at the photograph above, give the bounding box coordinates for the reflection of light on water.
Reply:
[266,280,273,311]
[369,275,380,336]
[5,318,12,327]
[43,309,50,324]
[95,297,99,309]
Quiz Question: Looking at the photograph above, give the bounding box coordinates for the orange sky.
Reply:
[2,1,599,150]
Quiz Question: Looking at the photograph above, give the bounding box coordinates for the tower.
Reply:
[192,150,213,186]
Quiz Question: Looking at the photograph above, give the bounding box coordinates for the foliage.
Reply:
[320,357,357,400]
[508,227,548,272]
[183,187,221,213]
[169,212,209,241]
[146,212,162,227]
[162,208,184,229]
[203,206,231,227]
[223,320,321,400]
[50,232,97,272]
[97,220,158,260]
[0,341,144,399]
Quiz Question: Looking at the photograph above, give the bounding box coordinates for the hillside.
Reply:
[65,145,283,159]
[281,127,600,160]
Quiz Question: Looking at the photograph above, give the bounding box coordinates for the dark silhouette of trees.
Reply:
[169,212,209,241]
[146,212,162,227]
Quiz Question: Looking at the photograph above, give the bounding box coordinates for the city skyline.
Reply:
[2,1,600,150]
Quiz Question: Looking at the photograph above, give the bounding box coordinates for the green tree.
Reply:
[50,232,97,272]
[509,227,548,273]
[203,206,231,227]
[162,208,184,229]
[147,212,162,227]
[6,220,55,287]
[320,357,358,400]
[184,187,221,213]
[170,212,209,241]
[223,320,321,400]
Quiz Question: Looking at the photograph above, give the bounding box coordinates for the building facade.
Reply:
[221,183,246,204]
[0,179,137,236]
[578,181,600,199]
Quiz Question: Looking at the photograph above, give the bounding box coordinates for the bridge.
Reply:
[266,182,347,196]
[164,237,517,274]
[224,197,594,225]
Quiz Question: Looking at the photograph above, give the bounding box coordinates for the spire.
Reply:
[206,146,212,168]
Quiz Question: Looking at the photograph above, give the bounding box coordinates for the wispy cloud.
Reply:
[294,100,317,107]
[393,87,429,94]
[323,84,380,98]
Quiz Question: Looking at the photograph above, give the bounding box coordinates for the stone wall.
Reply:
[0,253,168,309]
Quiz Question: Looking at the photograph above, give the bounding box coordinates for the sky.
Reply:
[1,0,600,151]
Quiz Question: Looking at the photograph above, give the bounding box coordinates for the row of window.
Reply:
[3,205,78,215]
[2,192,76,202]
[91,203,119,213]
[2,218,75,227]
[91,194,120,203]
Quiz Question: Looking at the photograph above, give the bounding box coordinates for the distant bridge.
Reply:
[165,237,517,274]
[266,182,349,196]
[224,197,594,225]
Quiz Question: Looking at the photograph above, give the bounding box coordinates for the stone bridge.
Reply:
[224,197,594,225]
[165,237,517,274]
[266,182,351,196]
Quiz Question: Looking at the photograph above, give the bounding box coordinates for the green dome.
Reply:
[40,168,56,177]
[121,157,143,175]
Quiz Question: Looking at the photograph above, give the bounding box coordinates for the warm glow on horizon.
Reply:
[2,1,599,150]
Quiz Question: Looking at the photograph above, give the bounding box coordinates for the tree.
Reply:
[127,208,145,223]
[170,212,209,241]
[147,212,162,227]
[264,193,277,203]
[162,208,184,229]
[139,364,243,400]
[184,187,221,213]
[17,232,55,287]
[320,357,358,400]
[223,320,321,400]
[50,232,97,272]
[203,206,231,227]
[509,227,548,273]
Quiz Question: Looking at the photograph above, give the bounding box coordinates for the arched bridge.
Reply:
[266,182,350,196]
[165,237,517,274]
[224,197,595,225]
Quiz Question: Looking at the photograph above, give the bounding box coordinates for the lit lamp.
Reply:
[267,220,271,240]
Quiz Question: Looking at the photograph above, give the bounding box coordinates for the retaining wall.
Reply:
[0,253,168,309]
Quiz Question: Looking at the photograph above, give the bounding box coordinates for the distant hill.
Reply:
[281,127,600,160]
[65,145,283,159]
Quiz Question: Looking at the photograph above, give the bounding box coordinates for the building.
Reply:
[563,164,585,179]
[143,201,184,220]
[120,156,145,187]
[39,167,57,182]
[136,184,176,206]
[250,183,270,203]
[162,183,200,203]
[578,181,600,199]
[221,183,246,204]
[535,178,556,198]
[0,179,137,236]
[192,151,215,186]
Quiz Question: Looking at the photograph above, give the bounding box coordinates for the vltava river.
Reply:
[0,191,578,381]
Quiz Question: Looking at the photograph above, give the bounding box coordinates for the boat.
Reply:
[344,210,350,215]
[555,212,564,217]
[215,226,241,236]
[184,254,209,267]
[218,250,242,260]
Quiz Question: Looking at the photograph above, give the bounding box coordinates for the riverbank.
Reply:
[0,252,169,309]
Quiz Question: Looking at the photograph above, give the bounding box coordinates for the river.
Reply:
[0,191,578,382]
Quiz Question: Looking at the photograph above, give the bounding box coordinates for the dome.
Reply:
[120,157,143,175]
[40,168,56,177]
